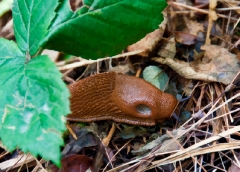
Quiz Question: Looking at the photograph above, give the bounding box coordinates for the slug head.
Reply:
[112,74,178,125]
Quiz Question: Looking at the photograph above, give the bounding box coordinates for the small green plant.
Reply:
[0,0,167,165]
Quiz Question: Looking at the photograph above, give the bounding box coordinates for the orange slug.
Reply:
[67,72,178,126]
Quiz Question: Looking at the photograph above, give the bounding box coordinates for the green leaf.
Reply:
[12,0,58,56]
[43,0,167,59]
[143,66,169,91]
[0,0,13,17]
[49,0,74,28]
[0,38,23,57]
[0,54,70,166]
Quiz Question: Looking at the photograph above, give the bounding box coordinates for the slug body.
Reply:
[67,72,178,126]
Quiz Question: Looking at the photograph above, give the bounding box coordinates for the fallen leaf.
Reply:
[175,31,197,45]
[49,155,93,172]
[158,37,176,59]
[143,66,169,91]
[186,20,204,36]
[62,127,98,155]
[153,45,240,85]
[132,127,186,155]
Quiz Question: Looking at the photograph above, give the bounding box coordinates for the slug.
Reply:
[67,72,178,126]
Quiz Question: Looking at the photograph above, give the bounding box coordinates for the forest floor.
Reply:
[0,0,240,171]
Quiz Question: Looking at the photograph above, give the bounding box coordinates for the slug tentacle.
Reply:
[67,72,178,126]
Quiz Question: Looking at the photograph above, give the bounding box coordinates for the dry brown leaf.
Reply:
[153,57,217,83]
[127,11,167,56]
[158,37,176,59]
[185,20,204,36]
[175,31,197,45]
[127,29,163,57]
[195,45,239,83]
[156,128,185,154]
[153,45,240,85]
[131,127,185,155]
[49,155,93,172]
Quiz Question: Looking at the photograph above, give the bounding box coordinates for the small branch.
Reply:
[102,123,116,146]
[58,50,144,70]
[170,2,238,21]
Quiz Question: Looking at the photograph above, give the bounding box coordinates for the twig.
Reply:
[170,2,238,21]
[216,7,240,11]
[102,123,116,146]
[58,50,144,70]
[103,139,132,172]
